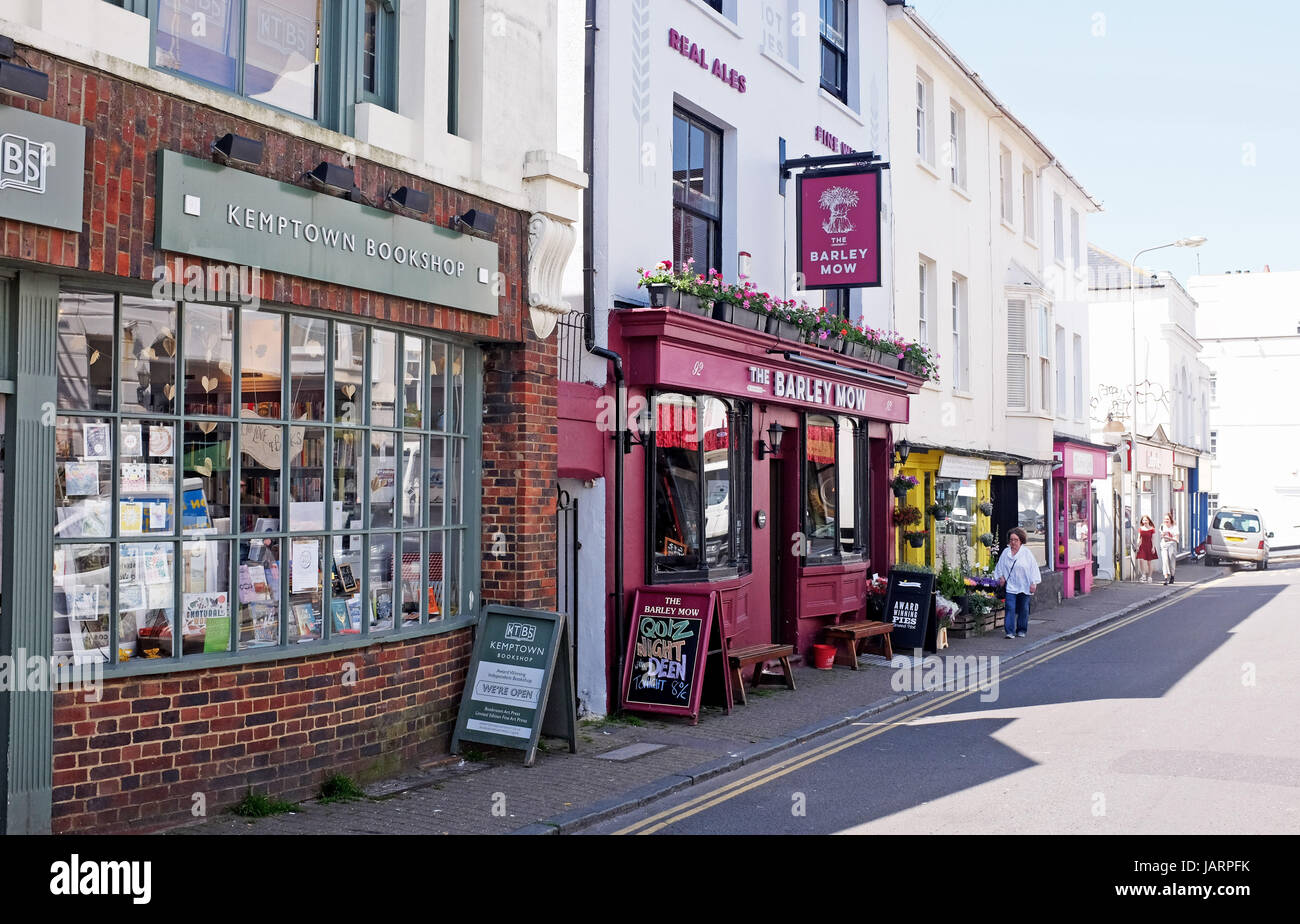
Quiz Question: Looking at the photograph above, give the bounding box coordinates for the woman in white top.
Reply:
[994,527,1043,639]
[1159,513,1179,585]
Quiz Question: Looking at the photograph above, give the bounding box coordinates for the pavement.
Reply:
[177,563,1226,836]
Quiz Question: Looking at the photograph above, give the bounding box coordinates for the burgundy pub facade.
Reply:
[590,309,921,689]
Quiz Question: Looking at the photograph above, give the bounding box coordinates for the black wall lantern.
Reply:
[892,438,911,467]
[385,185,430,214]
[304,161,356,196]
[0,36,49,101]
[451,208,496,236]
[757,421,785,460]
[211,132,264,167]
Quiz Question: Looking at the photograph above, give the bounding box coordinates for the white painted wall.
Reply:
[0,0,581,219]
[1188,271,1300,547]
[886,8,1097,461]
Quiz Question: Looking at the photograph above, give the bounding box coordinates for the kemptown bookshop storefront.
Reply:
[0,60,555,833]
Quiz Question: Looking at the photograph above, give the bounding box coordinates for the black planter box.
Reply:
[674,292,711,317]
[730,307,767,331]
[646,283,669,308]
[768,317,802,341]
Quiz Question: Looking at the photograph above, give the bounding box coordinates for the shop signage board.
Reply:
[0,104,86,231]
[155,150,499,314]
[796,167,882,289]
[884,568,937,653]
[451,605,576,767]
[1133,443,1174,476]
[1021,462,1053,480]
[621,590,725,724]
[939,454,991,480]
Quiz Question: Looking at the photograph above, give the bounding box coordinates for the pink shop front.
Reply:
[1052,437,1111,598]
[600,307,922,679]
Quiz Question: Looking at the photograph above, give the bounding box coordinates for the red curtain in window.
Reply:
[806,424,835,464]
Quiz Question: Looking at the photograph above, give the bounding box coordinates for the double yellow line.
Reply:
[613,583,1210,835]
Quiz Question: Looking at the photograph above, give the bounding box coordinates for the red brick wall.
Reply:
[14,49,559,831]
[1,48,526,342]
[51,632,472,833]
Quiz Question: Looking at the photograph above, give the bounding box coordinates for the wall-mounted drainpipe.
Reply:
[582,0,628,712]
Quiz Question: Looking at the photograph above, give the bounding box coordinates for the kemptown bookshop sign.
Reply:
[155,150,499,314]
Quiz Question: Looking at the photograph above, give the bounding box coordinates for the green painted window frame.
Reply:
[447,0,459,135]
[361,0,399,111]
[52,287,481,678]
[141,0,397,135]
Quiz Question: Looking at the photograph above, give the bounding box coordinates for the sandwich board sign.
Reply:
[451,605,576,767]
[883,568,938,653]
[620,589,728,724]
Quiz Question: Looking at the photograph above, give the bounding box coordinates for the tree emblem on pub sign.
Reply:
[818,185,859,234]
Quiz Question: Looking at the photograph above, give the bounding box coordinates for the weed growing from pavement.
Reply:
[319,774,367,804]
[461,746,486,762]
[581,712,645,728]
[230,789,297,817]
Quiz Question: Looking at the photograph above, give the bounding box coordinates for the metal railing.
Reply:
[557,311,587,384]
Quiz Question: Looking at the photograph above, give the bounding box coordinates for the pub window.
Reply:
[819,0,848,102]
[672,108,723,271]
[650,393,750,581]
[825,288,851,318]
[54,290,474,670]
[803,414,868,563]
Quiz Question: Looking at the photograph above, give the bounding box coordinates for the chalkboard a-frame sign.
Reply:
[451,605,576,767]
[883,569,938,653]
[621,590,722,724]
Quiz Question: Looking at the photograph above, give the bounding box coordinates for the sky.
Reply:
[908,0,1300,281]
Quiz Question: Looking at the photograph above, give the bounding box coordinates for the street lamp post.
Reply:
[1127,236,1206,580]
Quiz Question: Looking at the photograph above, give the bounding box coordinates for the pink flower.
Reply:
[642,270,651,278]
[660,260,672,270]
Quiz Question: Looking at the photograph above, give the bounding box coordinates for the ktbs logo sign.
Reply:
[0,132,50,194]
[503,622,537,642]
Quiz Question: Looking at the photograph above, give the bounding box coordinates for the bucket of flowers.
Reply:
[926,502,952,521]
[903,529,928,549]
[892,504,922,529]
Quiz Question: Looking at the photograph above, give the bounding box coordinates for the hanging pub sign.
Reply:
[621,589,726,724]
[883,567,938,653]
[451,605,576,767]
[796,167,882,290]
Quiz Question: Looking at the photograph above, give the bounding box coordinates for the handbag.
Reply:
[995,554,1018,600]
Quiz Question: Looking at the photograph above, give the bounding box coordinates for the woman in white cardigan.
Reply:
[994,527,1042,639]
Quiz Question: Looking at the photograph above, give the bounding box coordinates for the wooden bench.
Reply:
[727,644,796,706]
[822,620,894,670]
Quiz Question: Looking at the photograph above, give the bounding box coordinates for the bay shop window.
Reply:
[52,290,475,668]
[649,393,751,581]
[803,415,869,563]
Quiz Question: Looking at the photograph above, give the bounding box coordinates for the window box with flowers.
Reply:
[636,259,712,316]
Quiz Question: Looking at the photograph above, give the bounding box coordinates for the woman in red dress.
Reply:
[1134,515,1158,582]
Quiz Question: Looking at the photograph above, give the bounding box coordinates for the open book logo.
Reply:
[0,132,49,194]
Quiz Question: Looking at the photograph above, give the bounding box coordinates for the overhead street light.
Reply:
[1126,235,1206,580]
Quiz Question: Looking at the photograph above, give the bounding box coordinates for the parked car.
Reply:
[1205,507,1274,568]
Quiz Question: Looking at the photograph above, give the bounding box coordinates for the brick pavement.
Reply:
[176,568,1220,835]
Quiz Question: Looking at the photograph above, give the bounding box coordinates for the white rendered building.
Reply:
[1187,270,1300,548]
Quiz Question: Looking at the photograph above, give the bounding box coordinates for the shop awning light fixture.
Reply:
[893,438,911,466]
[211,132,264,167]
[757,421,785,461]
[451,208,496,237]
[0,36,49,101]
[385,185,430,215]
[303,161,356,196]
